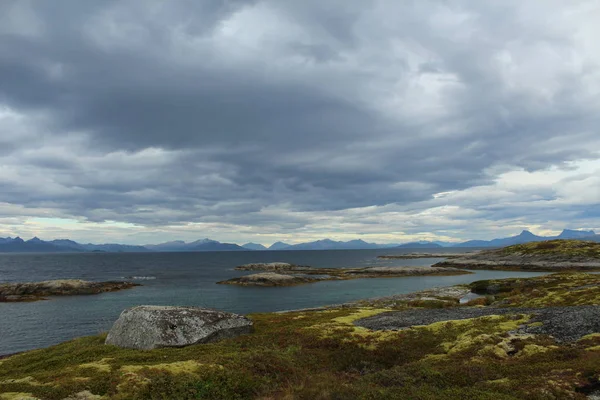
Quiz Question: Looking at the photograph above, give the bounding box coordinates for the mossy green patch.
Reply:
[79,358,114,373]
[0,393,39,400]
[120,360,216,375]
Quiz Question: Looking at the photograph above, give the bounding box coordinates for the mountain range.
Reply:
[0,229,597,253]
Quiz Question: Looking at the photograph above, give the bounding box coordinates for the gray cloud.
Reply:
[1,0,599,242]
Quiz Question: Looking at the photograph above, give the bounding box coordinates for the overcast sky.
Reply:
[1,0,599,245]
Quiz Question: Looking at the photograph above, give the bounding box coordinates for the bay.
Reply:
[0,248,546,355]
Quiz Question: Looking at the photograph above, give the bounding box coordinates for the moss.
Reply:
[500,239,600,257]
[79,358,114,373]
[469,272,600,307]
[0,394,39,400]
[517,344,554,357]
[0,379,42,388]
[120,361,215,375]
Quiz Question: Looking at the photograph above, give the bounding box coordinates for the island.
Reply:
[0,279,140,302]
[217,263,471,286]
[4,272,600,399]
[377,252,477,259]
[433,239,600,271]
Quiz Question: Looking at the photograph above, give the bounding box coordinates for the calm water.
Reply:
[0,249,547,355]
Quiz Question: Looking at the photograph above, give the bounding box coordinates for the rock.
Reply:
[235,262,312,271]
[218,272,321,287]
[0,280,139,302]
[105,306,253,350]
[62,391,103,400]
[346,266,469,276]
[220,266,470,287]
[378,253,476,259]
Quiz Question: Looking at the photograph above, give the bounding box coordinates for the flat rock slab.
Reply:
[355,305,600,343]
[105,306,253,350]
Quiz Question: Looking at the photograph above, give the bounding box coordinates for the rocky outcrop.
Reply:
[378,253,476,259]
[221,265,470,287]
[0,280,139,302]
[434,242,600,271]
[235,262,312,272]
[218,272,322,287]
[354,304,600,344]
[105,306,253,350]
[343,266,469,277]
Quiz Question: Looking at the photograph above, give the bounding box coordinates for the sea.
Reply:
[0,248,547,355]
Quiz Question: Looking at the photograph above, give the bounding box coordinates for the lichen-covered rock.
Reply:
[105,306,253,350]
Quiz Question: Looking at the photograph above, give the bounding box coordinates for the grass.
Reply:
[2,273,600,399]
[499,240,600,257]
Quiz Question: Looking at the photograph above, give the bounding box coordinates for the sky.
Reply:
[1,0,600,246]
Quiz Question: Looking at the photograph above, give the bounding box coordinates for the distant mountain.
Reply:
[146,238,245,252]
[2,228,599,253]
[269,242,292,250]
[453,230,546,248]
[451,230,600,248]
[283,239,380,251]
[558,229,596,239]
[0,237,82,253]
[396,242,443,249]
[84,243,149,252]
[49,239,148,252]
[242,243,267,250]
[187,241,245,252]
[144,240,188,251]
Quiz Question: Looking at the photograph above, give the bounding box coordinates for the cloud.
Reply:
[0,0,599,243]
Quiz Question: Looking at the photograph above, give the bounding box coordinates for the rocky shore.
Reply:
[220,263,470,286]
[0,279,140,302]
[4,272,600,398]
[434,239,600,271]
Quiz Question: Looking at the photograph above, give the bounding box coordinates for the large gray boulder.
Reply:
[105,306,253,350]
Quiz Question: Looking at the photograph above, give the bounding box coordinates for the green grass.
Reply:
[3,274,600,399]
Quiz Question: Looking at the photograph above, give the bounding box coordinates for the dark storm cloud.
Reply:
[0,0,599,235]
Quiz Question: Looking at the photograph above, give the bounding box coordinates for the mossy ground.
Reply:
[3,273,600,399]
[499,240,600,257]
[469,272,600,307]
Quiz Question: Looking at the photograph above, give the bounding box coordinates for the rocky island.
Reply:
[377,252,476,259]
[218,263,470,286]
[0,279,140,302]
[434,239,600,271]
[4,272,600,399]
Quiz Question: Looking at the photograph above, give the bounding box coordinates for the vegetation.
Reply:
[499,240,600,257]
[3,273,600,399]
[469,271,600,307]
